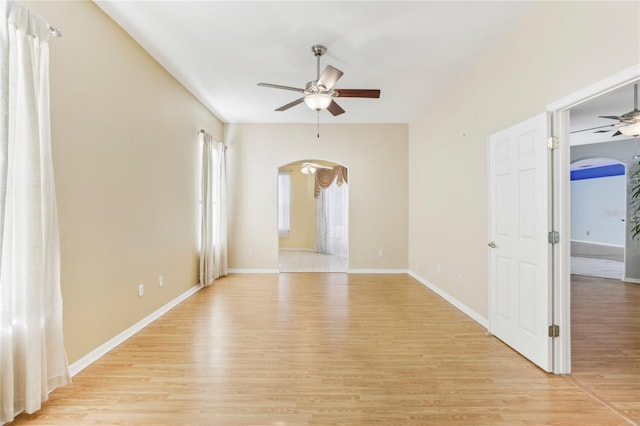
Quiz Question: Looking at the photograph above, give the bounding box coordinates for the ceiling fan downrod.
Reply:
[311,45,327,83]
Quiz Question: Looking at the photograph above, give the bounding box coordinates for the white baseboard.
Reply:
[347,269,408,274]
[69,283,203,377]
[570,239,623,248]
[279,248,314,252]
[408,271,488,329]
[623,276,640,284]
[228,268,279,274]
[229,268,408,274]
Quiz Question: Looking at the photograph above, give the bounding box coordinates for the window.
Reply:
[278,172,291,238]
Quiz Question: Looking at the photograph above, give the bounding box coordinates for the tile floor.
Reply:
[279,249,348,272]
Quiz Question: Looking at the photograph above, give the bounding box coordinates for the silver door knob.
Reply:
[488,241,497,248]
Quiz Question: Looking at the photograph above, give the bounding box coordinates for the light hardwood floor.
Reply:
[9,273,634,425]
[570,274,640,424]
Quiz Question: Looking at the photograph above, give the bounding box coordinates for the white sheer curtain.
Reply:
[278,172,291,238]
[314,180,348,257]
[1,3,70,423]
[199,132,227,286]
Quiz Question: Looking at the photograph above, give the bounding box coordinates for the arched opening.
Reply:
[570,157,626,279]
[277,159,349,272]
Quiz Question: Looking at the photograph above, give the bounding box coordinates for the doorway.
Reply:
[277,160,349,272]
[547,65,640,374]
[568,90,640,423]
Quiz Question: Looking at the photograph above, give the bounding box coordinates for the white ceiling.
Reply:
[94,1,537,124]
[94,0,637,144]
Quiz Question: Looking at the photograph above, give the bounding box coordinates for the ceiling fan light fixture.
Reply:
[304,93,332,111]
[301,165,317,175]
[620,121,640,136]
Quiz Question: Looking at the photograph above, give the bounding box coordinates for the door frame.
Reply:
[546,64,640,374]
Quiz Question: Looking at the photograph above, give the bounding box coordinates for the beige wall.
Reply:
[28,0,637,365]
[408,1,640,318]
[28,1,224,363]
[278,167,316,250]
[226,124,408,270]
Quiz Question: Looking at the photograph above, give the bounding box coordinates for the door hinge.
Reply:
[547,136,559,150]
[548,231,560,244]
[548,324,560,338]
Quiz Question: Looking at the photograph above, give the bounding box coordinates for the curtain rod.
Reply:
[198,129,227,150]
[49,26,61,38]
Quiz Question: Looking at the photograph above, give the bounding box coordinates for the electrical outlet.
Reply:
[436,264,441,272]
[158,275,163,287]
[248,250,254,257]
[138,283,144,297]
[378,250,384,257]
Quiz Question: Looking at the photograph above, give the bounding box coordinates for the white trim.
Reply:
[408,271,488,329]
[623,277,640,284]
[347,269,408,274]
[69,283,203,377]
[547,64,640,111]
[570,240,624,249]
[228,268,279,274]
[279,269,348,273]
[229,268,408,274]
[278,248,314,252]
[552,108,573,375]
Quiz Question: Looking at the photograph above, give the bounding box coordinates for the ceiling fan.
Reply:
[258,45,380,117]
[572,83,640,137]
[599,83,640,137]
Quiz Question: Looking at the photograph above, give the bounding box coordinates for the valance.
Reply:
[314,166,348,198]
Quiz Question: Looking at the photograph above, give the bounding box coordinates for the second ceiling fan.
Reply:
[258,45,380,116]
[572,83,640,138]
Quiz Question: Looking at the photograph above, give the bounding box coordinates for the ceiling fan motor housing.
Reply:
[306,81,332,95]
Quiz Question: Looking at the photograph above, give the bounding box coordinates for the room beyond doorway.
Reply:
[277,159,349,273]
[569,157,626,280]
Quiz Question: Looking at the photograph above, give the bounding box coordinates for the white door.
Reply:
[488,113,553,372]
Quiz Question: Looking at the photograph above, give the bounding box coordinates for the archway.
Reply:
[277,159,349,272]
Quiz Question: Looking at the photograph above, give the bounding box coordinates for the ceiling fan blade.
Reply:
[598,115,625,121]
[275,97,305,111]
[258,83,305,93]
[327,100,345,116]
[317,65,343,90]
[570,123,619,134]
[335,89,381,98]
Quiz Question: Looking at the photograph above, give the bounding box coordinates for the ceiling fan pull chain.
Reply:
[317,111,320,138]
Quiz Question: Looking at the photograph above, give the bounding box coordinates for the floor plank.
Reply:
[9,273,632,425]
